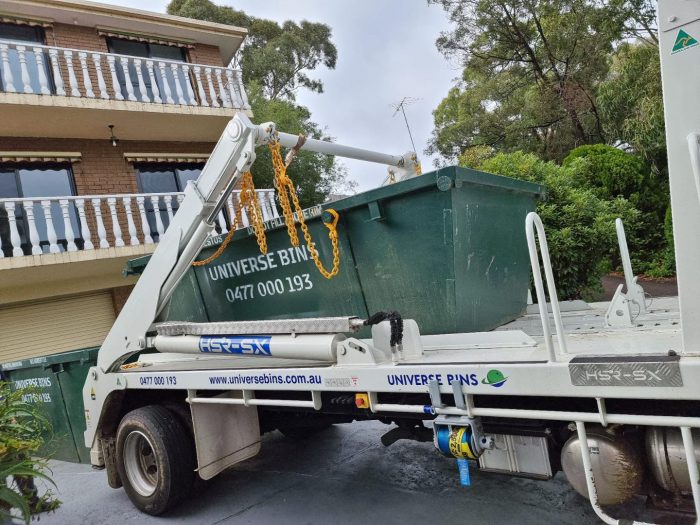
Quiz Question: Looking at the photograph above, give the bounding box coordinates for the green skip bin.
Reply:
[127,166,545,335]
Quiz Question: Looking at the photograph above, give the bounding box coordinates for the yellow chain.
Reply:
[192,172,267,266]
[268,139,341,279]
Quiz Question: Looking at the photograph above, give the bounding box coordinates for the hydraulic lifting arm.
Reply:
[95,112,420,374]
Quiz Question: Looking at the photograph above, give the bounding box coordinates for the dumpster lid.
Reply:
[1,346,99,372]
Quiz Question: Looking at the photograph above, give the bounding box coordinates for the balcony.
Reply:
[0,189,278,304]
[0,40,251,142]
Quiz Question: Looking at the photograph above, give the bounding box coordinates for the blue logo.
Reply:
[199,336,272,356]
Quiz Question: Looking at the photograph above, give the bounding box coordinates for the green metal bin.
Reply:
[1,347,99,463]
[128,166,545,335]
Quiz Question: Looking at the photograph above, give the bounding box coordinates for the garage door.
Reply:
[0,292,115,362]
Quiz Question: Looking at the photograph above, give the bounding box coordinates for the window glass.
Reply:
[137,168,179,194]
[0,164,79,255]
[149,43,185,62]
[135,163,204,239]
[107,37,191,104]
[18,166,74,197]
[0,170,19,198]
[0,23,43,43]
[175,167,202,190]
[0,23,48,94]
[107,39,149,58]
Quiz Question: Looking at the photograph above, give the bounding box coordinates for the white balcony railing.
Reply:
[0,39,250,109]
[0,190,277,258]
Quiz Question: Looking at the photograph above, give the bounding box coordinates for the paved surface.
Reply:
[35,420,684,525]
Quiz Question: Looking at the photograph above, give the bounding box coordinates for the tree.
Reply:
[597,42,666,176]
[476,151,639,298]
[168,0,337,101]
[428,0,625,162]
[167,0,350,205]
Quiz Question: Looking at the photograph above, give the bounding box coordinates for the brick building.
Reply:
[0,0,277,362]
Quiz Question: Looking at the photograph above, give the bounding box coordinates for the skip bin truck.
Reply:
[83,1,700,521]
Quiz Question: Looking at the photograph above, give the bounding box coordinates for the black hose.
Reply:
[364,311,403,347]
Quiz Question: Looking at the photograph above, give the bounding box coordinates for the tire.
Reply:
[116,405,196,515]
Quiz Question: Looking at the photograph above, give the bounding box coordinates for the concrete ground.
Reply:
[35,420,686,525]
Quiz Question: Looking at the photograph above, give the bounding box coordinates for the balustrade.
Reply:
[0,190,278,258]
[0,39,249,109]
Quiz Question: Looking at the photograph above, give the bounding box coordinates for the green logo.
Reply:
[481,369,508,388]
[672,29,699,54]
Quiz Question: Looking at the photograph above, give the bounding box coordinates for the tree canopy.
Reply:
[428,0,626,162]
[167,0,350,207]
[168,0,337,101]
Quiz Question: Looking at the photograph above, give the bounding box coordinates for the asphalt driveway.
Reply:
[37,420,678,525]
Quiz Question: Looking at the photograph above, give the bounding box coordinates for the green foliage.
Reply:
[429,0,625,162]
[0,382,60,523]
[597,43,666,175]
[475,152,639,299]
[167,0,337,101]
[563,144,650,201]
[246,82,354,208]
[167,0,351,205]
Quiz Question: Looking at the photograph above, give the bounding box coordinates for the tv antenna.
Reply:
[391,97,420,153]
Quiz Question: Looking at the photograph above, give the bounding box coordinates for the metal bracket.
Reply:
[605,284,633,327]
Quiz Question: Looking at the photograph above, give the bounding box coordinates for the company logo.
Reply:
[199,336,272,356]
[672,29,699,54]
[481,369,508,388]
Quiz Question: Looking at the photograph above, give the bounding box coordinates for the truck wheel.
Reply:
[116,405,195,515]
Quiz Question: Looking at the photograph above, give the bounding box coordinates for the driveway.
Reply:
[38,420,677,524]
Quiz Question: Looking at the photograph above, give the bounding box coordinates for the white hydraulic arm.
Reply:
[95,113,420,374]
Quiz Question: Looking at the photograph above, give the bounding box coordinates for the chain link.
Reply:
[268,139,341,279]
[192,172,267,266]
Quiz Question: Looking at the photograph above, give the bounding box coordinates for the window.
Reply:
[106,38,190,104]
[134,163,204,240]
[0,164,80,256]
[0,23,52,94]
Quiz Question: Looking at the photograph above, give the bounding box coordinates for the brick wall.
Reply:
[188,44,225,67]
[111,285,134,315]
[46,23,109,53]
[0,137,216,245]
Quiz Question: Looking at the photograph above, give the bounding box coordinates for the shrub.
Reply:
[476,152,639,299]
[564,144,672,276]
[0,381,60,523]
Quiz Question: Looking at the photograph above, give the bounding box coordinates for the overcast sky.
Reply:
[108,0,458,191]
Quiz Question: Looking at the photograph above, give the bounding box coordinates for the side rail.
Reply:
[525,212,568,361]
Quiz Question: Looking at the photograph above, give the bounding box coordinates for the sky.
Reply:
[107,0,459,191]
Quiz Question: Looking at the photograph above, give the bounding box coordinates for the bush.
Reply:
[564,144,672,276]
[0,381,60,523]
[476,152,639,299]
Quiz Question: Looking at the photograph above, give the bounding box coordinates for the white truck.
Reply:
[82,1,700,522]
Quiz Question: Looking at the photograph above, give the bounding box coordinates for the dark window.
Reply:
[106,38,191,104]
[0,163,80,256]
[134,163,204,240]
[0,23,52,94]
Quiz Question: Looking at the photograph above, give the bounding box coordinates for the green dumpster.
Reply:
[127,165,545,335]
[1,347,98,463]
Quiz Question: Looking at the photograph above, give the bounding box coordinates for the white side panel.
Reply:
[658,0,700,352]
[190,391,261,480]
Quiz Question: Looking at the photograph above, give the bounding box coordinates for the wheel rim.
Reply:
[123,430,158,497]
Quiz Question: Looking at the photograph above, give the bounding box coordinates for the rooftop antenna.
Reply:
[390,97,420,153]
